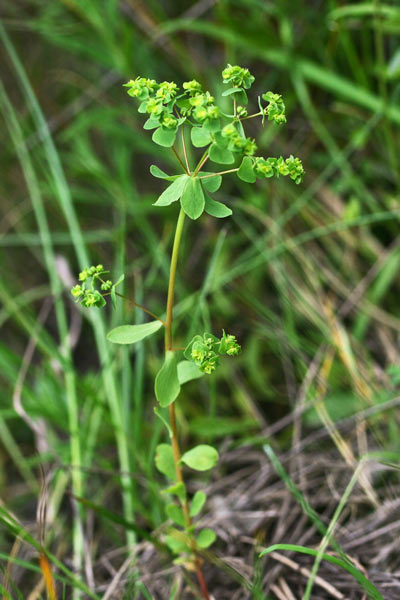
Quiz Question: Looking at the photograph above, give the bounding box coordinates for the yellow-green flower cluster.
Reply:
[124,77,157,100]
[124,67,304,189]
[189,92,220,125]
[222,64,255,89]
[262,91,286,124]
[222,123,257,156]
[236,105,247,118]
[125,76,181,134]
[182,80,202,95]
[191,335,220,374]
[71,265,110,309]
[185,331,241,375]
[218,332,241,356]
[285,155,305,184]
[254,157,276,178]
[253,155,304,184]
[160,114,178,130]
[78,264,105,282]
[155,81,179,103]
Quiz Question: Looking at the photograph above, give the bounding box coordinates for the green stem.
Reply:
[241,110,263,120]
[181,125,191,174]
[98,277,165,324]
[193,151,210,176]
[198,168,239,179]
[164,208,210,600]
[193,148,209,173]
[115,292,165,325]
[172,145,189,175]
[165,208,186,351]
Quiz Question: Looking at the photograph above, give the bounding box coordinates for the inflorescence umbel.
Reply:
[122,64,304,224]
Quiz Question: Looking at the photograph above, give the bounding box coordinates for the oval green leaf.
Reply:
[199,172,222,192]
[150,165,179,181]
[196,528,216,549]
[162,481,186,502]
[107,320,162,344]
[237,156,256,183]
[209,142,234,165]
[180,177,205,220]
[152,126,177,147]
[189,490,207,517]
[181,444,219,471]
[153,175,188,207]
[155,350,181,407]
[191,126,212,148]
[204,194,232,218]
[155,443,176,480]
[165,533,191,554]
[166,504,185,527]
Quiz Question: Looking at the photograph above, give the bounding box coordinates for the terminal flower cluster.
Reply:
[222,64,255,89]
[262,91,287,124]
[124,65,304,195]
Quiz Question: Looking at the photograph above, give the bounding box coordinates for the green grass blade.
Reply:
[0,79,85,585]
[0,507,101,599]
[259,544,384,600]
[263,445,345,557]
[0,20,136,549]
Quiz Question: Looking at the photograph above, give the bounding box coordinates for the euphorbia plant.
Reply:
[71,65,304,598]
